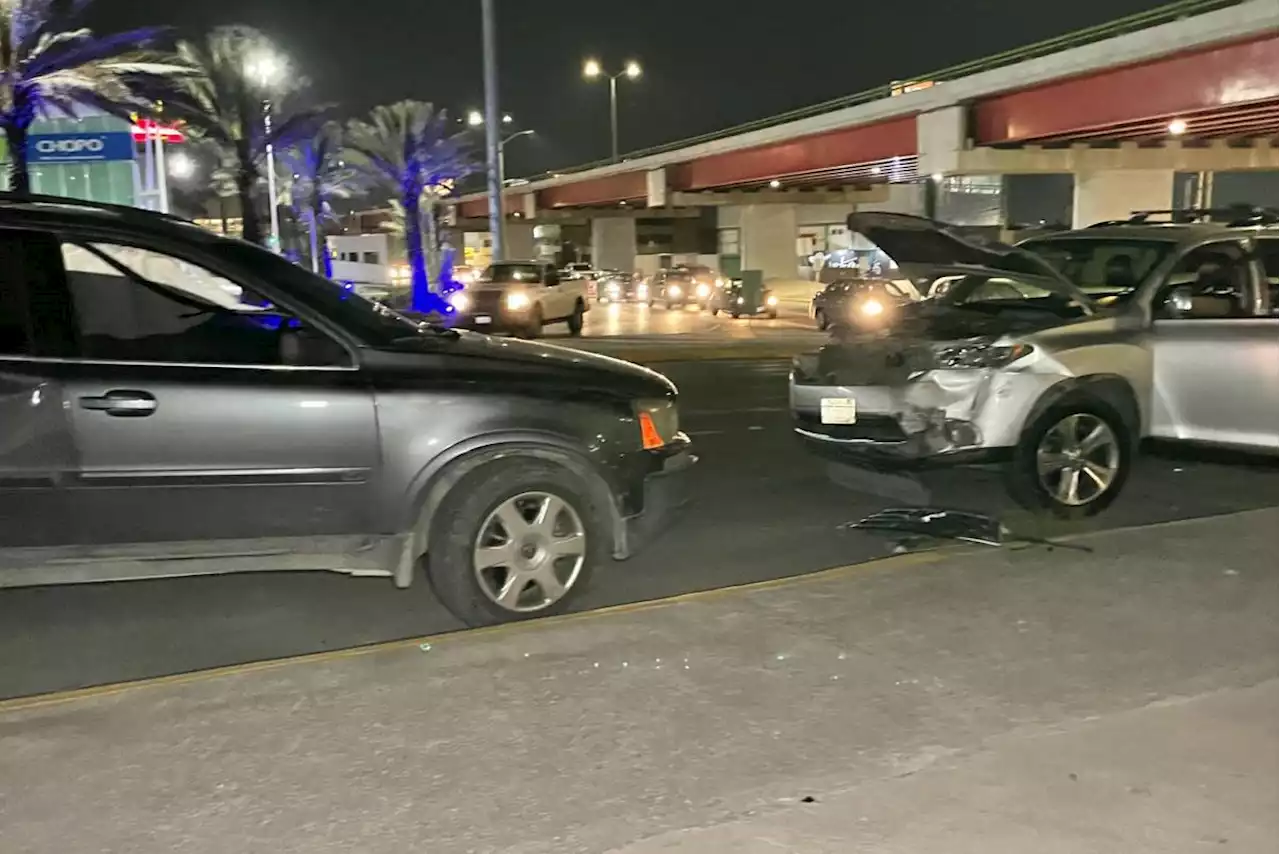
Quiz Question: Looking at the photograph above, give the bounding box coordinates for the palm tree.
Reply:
[346,100,474,311]
[0,1,189,194]
[277,121,364,276]
[163,26,331,246]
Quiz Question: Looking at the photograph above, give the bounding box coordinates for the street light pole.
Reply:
[608,76,619,161]
[264,101,281,251]
[480,0,504,262]
[583,59,641,163]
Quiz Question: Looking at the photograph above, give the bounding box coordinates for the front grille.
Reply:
[794,412,907,442]
[468,290,504,314]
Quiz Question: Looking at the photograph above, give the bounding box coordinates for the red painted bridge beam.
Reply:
[972,33,1280,144]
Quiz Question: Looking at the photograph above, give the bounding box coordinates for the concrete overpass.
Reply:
[449,0,1278,279]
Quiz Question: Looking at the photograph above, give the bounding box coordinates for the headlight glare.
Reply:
[448,291,470,312]
[505,291,531,311]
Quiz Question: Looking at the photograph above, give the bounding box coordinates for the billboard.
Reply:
[27,131,136,163]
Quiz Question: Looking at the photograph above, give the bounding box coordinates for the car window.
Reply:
[60,241,351,367]
[0,233,34,355]
[1157,240,1254,320]
[936,274,1087,317]
[1020,238,1173,296]
[480,263,541,283]
[1256,238,1278,315]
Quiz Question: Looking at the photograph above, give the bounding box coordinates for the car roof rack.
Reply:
[1096,206,1280,228]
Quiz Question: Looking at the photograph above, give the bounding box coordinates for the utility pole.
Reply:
[481,0,504,261]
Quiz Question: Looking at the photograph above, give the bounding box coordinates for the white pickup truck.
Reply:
[447,260,590,338]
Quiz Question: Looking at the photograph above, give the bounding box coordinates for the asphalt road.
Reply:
[0,358,1275,700]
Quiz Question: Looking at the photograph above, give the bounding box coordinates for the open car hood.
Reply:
[848,212,1096,311]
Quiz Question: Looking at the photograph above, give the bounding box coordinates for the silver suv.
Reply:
[0,197,694,626]
[791,209,1278,517]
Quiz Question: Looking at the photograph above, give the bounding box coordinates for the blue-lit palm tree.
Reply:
[345,101,475,311]
[278,121,365,276]
[163,26,332,246]
[0,0,189,195]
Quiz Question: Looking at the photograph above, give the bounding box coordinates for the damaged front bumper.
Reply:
[789,356,1059,471]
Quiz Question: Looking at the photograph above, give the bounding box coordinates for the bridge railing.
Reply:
[512,0,1245,185]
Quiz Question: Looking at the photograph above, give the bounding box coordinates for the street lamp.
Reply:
[583,58,641,161]
[168,151,196,181]
[469,114,535,250]
[247,50,285,251]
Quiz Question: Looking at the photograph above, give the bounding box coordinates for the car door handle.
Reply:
[79,390,158,417]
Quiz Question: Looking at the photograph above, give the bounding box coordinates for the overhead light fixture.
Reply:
[768,179,781,189]
[1168,118,1188,135]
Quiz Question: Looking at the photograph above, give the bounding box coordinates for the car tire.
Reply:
[815,309,828,330]
[710,307,720,317]
[424,458,610,627]
[518,306,543,339]
[731,310,741,319]
[766,309,778,319]
[567,300,585,336]
[1004,396,1132,519]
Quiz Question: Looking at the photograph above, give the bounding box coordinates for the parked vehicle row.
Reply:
[792,209,1279,517]
[0,197,694,627]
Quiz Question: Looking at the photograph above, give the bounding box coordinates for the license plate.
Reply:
[474,315,492,325]
[820,397,857,425]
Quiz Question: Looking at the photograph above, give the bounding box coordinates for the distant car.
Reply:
[0,195,695,627]
[811,278,922,331]
[561,262,598,300]
[791,209,1278,518]
[596,270,640,303]
[652,265,720,309]
[449,261,589,338]
[709,278,780,319]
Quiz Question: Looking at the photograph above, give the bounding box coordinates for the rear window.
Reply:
[480,263,541,283]
[1020,237,1174,296]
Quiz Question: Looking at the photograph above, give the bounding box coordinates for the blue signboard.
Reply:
[27,131,135,164]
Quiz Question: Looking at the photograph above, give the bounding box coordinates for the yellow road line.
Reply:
[0,549,947,716]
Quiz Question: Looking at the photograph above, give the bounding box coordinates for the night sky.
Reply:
[88,0,1179,178]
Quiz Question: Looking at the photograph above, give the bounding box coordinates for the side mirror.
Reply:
[1165,284,1195,315]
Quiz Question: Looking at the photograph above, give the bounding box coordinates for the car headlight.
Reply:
[695,283,711,298]
[736,296,745,304]
[668,285,682,297]
[858,299,884,317]
[633,398,680,450]
[505,291,531,311]
[933,340,1033,369]
[448,291,470,312]
[765,294,779,306]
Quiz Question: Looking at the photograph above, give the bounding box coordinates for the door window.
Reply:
[60,241,352,367]
[1157,241,1255,319]
[0,236,32,355]
[1255,237,1277,316]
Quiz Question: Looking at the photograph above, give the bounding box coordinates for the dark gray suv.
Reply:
[0,197,694,626]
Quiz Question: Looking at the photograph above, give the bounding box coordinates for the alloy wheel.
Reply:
[1035,413,1121,507]
[472,491,587,613]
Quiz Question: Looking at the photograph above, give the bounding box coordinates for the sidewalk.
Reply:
[1,510,1275,853]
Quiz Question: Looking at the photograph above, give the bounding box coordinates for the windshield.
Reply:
[480,263,542,283]
[212,241,428,345]
[1019,237,1174,298]
[932,273,1091,318]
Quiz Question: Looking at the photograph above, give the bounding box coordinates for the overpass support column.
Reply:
[1072,170,1174,228]
[590,216,637,272]
[723,204,798,281]
[505,222,535,259]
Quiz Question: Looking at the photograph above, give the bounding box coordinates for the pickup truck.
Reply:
[448,260,589,338]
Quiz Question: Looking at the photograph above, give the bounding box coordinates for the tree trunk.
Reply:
[425,194,440,285]
[234,138,262,245]
[237,166,263,244]
[5,125,31,196]
[404,194,430,311]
